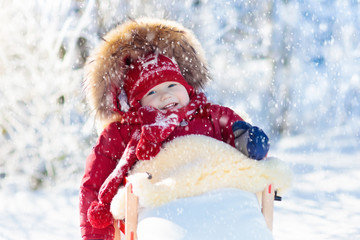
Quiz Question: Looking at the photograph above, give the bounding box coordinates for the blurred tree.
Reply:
[268,0,293,135]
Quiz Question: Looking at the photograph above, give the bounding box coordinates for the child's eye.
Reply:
[147,90,156,96]
[168,83,177,88]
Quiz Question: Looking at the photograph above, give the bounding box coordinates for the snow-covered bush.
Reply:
[0,0,96,189]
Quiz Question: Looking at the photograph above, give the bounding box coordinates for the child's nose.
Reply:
[160,92,171,101]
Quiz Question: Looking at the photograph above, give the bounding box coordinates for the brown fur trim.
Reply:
[83,18,210,128]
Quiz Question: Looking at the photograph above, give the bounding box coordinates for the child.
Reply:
[79,18,269,240]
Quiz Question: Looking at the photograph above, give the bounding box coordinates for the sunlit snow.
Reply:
[0,0,359,239]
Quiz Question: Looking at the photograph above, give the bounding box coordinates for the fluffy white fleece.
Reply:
[111,135,292,220]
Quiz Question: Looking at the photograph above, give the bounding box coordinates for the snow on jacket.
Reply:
[79,103,244,240]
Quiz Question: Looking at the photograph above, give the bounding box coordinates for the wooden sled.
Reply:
[114,183,281,240]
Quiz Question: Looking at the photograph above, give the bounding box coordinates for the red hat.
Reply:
[124,53,193,108]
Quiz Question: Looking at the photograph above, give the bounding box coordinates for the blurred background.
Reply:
[1,1,360,239]
[0,0,359,209]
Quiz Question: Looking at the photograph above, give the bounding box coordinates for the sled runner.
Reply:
[110,135,292,240]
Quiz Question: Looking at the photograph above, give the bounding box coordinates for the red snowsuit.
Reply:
[79,103,243,240]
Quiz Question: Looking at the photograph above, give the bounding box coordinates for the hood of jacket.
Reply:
[83,18,210,130]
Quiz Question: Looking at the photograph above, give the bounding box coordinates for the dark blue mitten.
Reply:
[232,121,270,160]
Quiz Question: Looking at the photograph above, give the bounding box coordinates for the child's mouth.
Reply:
[161,102,178,110]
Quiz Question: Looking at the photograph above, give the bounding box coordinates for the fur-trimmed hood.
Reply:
[83,18,210,129]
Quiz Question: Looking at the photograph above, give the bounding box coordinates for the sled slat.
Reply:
[262,184,274,231]
[114,220,122,240]
[125,183,138,240]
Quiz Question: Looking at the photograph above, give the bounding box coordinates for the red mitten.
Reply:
[136,136,161,160]
[136,106,179,159]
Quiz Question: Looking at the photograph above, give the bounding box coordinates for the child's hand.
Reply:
[232,121,270,160]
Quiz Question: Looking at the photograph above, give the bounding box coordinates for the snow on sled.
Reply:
[110,135,292,240]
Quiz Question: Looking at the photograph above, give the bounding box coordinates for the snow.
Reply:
[0,182,81,240]
[136,189,274,240]
[273,150,360,239]
[1,0,360,239]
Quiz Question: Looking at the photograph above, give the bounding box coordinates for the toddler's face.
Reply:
[140,81,190,111]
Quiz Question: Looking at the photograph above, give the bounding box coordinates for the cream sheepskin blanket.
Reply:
[111,135,292,220]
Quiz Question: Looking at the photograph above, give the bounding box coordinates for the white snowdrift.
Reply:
[136,188,274,240]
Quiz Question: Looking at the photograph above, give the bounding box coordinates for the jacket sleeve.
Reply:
[210,104,244,147]
[79,122,130,240]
